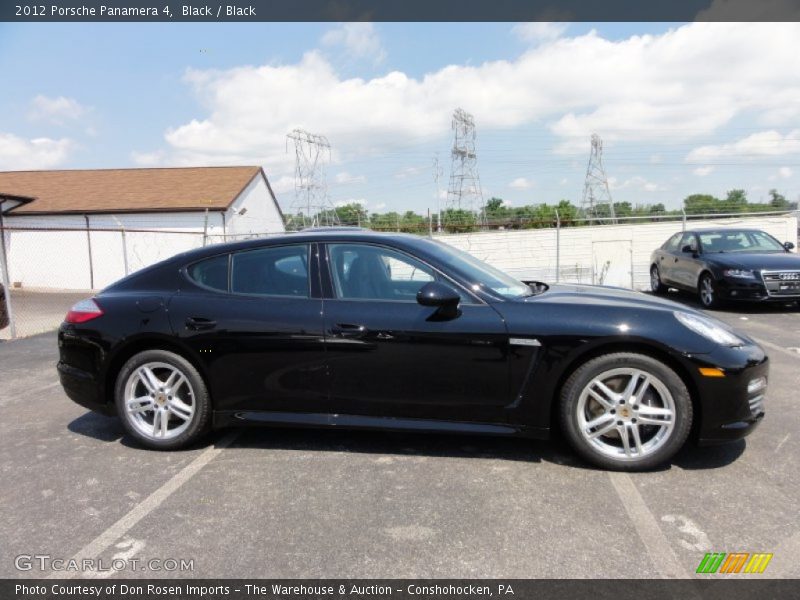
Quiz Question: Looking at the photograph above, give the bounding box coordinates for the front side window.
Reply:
[328,244,440,302]
[231,244,309,297]
[187,254,229,292]
[663,233,682,252]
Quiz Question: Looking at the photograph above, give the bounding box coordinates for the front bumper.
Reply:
[690,344,767,444]
[716,275,800,302]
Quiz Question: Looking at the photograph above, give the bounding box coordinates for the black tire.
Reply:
[559,352,692,471]
[115,349,211,450]
[698,272,721,309]
[650,265,668,294]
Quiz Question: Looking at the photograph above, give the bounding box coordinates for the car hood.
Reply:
[520,282,697,312]
[706,252,800,271]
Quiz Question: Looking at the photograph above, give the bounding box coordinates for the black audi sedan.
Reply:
[58,229,767,471]
[650,228,799,308]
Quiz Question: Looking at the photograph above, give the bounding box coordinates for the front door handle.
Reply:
[331,323,368,339]
[185,317,217,331]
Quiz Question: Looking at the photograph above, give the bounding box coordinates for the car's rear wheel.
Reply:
[650,265,668,294]
[559,353,692,471]
[115,349,211,450]
[698,272,720,309]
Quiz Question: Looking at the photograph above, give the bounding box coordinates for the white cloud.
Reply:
[131,150,165,166]
[779,166,793,179]
[334,197,367,207]
[394,166,425,179]
[155,23,800,169]
[509,177,534,189]
[334,171,366,185]
[269,175,296,194]
[321,23,386,65]
[0,133,72,170]
[512,22,568,44]
[28,95,87,124]
[610,176,665,192]
[693,166,715,177]
[687,129,800,162]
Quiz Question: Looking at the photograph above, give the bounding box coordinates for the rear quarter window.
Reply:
[187,255,229,292]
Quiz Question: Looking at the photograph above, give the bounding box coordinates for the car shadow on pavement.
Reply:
[673,439,746,470]
[67,411,125,443]
[66,413,748,472]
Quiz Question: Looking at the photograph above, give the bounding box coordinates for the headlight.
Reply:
[723,269,755,278]
[674,311,744,346]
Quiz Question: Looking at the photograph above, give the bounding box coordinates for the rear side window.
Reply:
[231,245,309,297]
[187,255,229,292]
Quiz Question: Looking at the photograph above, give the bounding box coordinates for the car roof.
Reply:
[686,228,765,234]
[173,229,430,262]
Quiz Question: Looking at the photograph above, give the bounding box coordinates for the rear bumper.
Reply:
[57,360,115,416]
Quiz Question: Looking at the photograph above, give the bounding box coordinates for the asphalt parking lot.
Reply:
[1,294,798,579]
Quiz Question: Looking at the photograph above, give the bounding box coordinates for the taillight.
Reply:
[65,298,104,324]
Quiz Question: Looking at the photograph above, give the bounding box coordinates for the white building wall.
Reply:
[223,173,285,238]
[1,172,286,291]
[435,214,799,290]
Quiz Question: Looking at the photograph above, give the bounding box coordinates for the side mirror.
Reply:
[681,244,695,254]
[417,281,460,309]
[785,241,795,251]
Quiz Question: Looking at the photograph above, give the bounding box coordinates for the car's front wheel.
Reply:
[115,349,211,450]
[559,353,692,471]
[698,272,721,309]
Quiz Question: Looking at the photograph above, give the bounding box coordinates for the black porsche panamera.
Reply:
[650,228,800,308]
[58,230,768,471]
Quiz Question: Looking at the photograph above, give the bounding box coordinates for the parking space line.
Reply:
[49,430,239,580]
[608,472,689,579]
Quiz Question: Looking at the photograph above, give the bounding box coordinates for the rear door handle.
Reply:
[185,317,217,331]
[331,323,368,339]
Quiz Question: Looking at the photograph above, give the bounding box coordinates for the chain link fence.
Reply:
[0,210,797,340]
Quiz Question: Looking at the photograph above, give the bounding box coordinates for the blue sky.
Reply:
[0,21,798,214]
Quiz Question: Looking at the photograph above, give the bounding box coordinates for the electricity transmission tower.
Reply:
[446,108,486,228]
[286,129,339,229]
[581,134,616,224]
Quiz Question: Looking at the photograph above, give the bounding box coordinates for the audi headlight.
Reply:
[723,269,755,279]
[674,311,744,346]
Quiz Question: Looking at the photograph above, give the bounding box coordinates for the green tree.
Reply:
[768,189,790,209]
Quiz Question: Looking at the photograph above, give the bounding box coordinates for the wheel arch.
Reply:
[103,335,210,408]
[547,340,702,440]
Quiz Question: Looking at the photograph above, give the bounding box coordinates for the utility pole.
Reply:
[286,129,339,229]
[433,154,443,232]
[580,134,616,224]
[446,108,486,229]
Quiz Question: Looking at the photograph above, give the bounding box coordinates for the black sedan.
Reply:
[650,228,799,308]
[58,230,767,471]
[0,282,9,331]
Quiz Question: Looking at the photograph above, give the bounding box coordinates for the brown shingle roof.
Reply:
[0,166,262,215]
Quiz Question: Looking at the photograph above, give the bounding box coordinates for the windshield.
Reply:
[699,230,786,254]
[423,240,533,299]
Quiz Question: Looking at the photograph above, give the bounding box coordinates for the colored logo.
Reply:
[696,552,773,574]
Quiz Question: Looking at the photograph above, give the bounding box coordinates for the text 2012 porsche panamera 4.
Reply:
[58,230,767,470]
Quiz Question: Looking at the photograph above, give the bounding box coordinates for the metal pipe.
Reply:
[84,214,95,290]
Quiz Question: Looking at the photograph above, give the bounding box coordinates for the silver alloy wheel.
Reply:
[123,361,195,440]
[700,276,714,306]
[650,267,660,292]
[576,367,676,461]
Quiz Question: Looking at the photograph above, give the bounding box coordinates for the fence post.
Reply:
[202,209,209,246]
[84,214,95,290]
[0,226,17,339]
[121,227,129,276]
[555,209,561,282]
[681,208,687,232]
[428,209,433,238]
